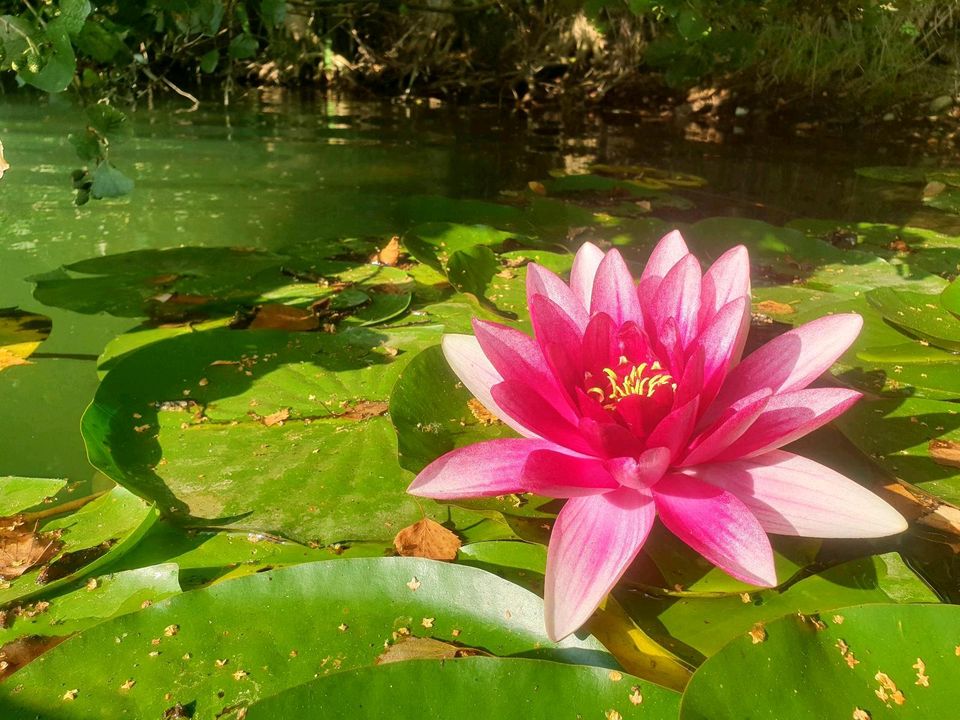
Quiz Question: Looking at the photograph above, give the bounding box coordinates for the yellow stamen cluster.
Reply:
[586,358,675,407]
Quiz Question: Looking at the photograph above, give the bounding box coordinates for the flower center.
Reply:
[585,357,676,409]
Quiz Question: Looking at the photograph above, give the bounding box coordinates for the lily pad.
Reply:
[835,397,960,505]
[867,287,960,351]
[0,486,159,608]
[621,553,937,665]
[246,657,679,719]
[680,604,960,719]
[0,558,615,719]
[82,326,506,544]
[854,165,928,184]
[0,477,67,516]
[0,307,52,372]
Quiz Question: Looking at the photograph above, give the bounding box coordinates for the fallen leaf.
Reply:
[375,636,487,665]
[260,408,291,427]
[0,524,63,579]
[747,622,767,644]
[338,400,389,421]
[393,518,461,561]
[0,140,8,179]
[929,439,960,469]
[923,180,946,198]
[0,635,67,681]
[371,236,402,266]
[754,300,795,315]
[248,304,320,332]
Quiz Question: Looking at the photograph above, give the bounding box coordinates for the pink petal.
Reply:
[527,263,589,331]
[638,229,690,307]
[681,389,772,467]
[544,488,655,640]
[569,242,605,309]
[522,450,618,497]
[590,249,643,327]
[492,380,594,454]
[646,397,700,461]
[603,447,671,490]
[653,474,777,587]
[528,294,585,394]
[441,334,537,438]
[693,450,908,537]
[699,245,750,329]
[577,416,643,459]
[710,314,863,416]
[713,388,862,461]
[649,253,702,352]
[473,318,576,419]
[690,297,750,406]
[408,438,555,499]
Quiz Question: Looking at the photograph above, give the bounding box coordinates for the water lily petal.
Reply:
[569,241,605,309]
[638,229,690,307]
[544,488,655,641]
[473,318,577,419]
[590,249,643,326]
[713,388,862,461]
[709,313,863,418]
[408,438,555,499]
[699,245,750,330]
[650,253,702,352]
[523,450,618,497]
[682,388,772,466]
[493,380,594,453]
[646,396,700,461]
[529,294,585,395]
[527,263,589,331]
[694,450,908,537]
[442,334,536,438]
[604,447,671,490]
[691,296,750,406]
[653,474,777,587]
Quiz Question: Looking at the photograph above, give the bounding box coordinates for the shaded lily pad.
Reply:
[0,558,615,718]
[680,603,960,720]
[867,287,960,351]
[0,486,159,608]
[246,657,679,719]
[82,326,507,544]
[0,307,52,372]
[835,397,960,505]
[621,553,937,665]
[854,165,928,184]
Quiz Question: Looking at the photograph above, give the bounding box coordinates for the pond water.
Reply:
[1,91,957,487]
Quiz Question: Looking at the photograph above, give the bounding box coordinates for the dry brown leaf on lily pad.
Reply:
[248,304,320,332]
[0,522,63,580]
[260,408,291,427]
[370,236,402,266]
[929,439,960,469]
[393,518,461,561]
[375,636,488,665]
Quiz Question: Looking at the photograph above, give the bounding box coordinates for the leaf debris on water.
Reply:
[421,617,434,628]
[913,658,929,687]
[120,679,136,691]
[747,623,767,644]
[608,670,623,682]
[852,709,871,720]
[338,623,349,632]
[629,687,643,705]
[164,624,180,637]
[605,710,622,720]
[62,689,78,701]
[406,577,421,591]
[874,671,906,706]
[393,518,461,561]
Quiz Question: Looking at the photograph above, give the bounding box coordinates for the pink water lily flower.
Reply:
[408,231,907,641]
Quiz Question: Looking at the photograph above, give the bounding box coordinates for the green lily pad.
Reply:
[939,277,960,318]
[0,477,67,516]
[835,397,960,505]
[867,287,960,351]
[786,219,960,279]
[621,554,937,665]
[0,558,615,718]
[0,307,52,372]
[685,218,944,293]
[82,326,506,544]
[391,345,514,475]
[0,564,180,659]
[854,165,928,184]
[246,657,679,719]
[680,604,960,719]
[0,486,159,608]
[924,186,960,214]
[89,162,134,199]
